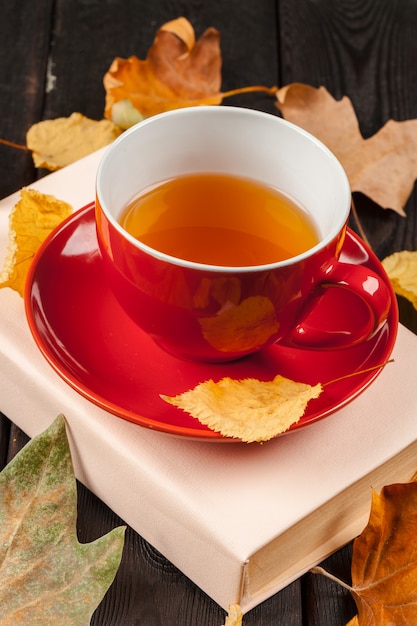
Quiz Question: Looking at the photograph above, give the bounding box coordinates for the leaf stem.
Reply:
[222,85,278,99]
[310,566,353,591]
[322,359,394,388]
[0,138,30,151]
[351,195,371,248]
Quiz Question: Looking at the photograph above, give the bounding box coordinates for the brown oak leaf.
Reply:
[276,83,417,216]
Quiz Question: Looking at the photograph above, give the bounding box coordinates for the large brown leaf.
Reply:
[349,482,417,624]
[103,17,276,127]
[276,84,417,216]
[104,17,222,121]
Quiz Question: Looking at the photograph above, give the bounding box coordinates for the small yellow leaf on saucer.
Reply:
[0,188,72,297]
[162,375,322,443]
[26,112,122,170]
[223,604,243,626]
[382,250,417,310]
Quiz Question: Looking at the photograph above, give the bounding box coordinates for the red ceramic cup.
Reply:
[95,106,391,362]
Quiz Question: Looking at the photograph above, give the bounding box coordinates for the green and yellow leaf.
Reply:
[0,415,125,625]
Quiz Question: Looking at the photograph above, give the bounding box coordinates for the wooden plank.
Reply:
[44,0,279,121]
[0,0,54,198]
[303,547,357,625]
[277,0,417,260]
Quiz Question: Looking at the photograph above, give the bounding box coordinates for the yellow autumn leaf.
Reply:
[223,604,243,626]
[162,375,322,443]
[26,112,122,170]
[382,250,417,310]
[0,189,72,297]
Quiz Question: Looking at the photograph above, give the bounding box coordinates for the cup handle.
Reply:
[288,263,393,349]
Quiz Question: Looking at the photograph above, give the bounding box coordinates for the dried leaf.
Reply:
[26,112,122,170]
[276,83,417,215]
[382,250,417,310]
[0,415,125,625]
[104,17,222,123]
[0,188,72,297]
[223,604,243,626]
[348,482,417,624]
[163,375,322,443]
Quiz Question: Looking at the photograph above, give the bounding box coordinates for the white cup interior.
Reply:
[97,106,351,268]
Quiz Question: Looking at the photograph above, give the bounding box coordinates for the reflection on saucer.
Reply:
[199,295,279,353]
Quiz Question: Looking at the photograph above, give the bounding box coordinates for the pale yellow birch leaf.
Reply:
[162,375,322,443]
[27,112,122,170]
[382,250,417,310]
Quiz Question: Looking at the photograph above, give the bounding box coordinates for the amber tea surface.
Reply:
[119,173,319,266]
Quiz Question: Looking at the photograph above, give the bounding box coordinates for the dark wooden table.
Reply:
[1,1,417,624]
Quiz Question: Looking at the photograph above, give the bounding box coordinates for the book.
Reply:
[0,149,417,613]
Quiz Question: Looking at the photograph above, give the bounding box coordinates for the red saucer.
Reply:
[25,204,398,441]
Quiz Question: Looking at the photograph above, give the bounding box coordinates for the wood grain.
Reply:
[278,0,417,264]
[1,0,417,623]
[0,0,54,197]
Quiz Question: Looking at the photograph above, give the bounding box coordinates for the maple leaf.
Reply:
[162,375,322,442]
[104,17,276,126]
[349,482,417,625]
[275,83,417,216]
[382,250,417,310]
[0,188,72,297]
[313,481,417,625]
[0,415,125,625]
[26,112,122,170]
[104,17,222,122]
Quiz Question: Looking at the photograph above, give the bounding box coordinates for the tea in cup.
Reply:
[95,106,391,362]
[118,172,319,266]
